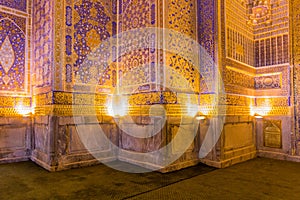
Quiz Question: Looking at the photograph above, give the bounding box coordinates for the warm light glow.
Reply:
[199,106,212,116]
[250,106,272,116]
[250,99,272,117]
[15,104,32,116]
[106,95,128,117]
[186,104,198,117]
[254,114,263,119]
[196,115,206,121]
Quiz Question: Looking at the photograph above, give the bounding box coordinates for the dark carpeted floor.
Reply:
[1,158,300,199]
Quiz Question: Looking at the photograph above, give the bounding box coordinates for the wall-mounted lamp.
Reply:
[106,94,128,117]
[196,112,206,121]
[15,104,33,117]
[253,113,263,119]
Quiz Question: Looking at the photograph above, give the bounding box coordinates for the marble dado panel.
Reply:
[223,122,254,152]
[0,116,31,163]
[263,120,282,149]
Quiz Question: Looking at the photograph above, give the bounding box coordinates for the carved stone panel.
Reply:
[263,120,282,149]
[223,122,253,151]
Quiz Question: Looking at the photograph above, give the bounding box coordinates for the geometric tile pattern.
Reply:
[0,12,26,92]
[73,0,111,84]
[198,0,216,61]
[0,37,15,74]
[33,0,53,88]
[120,0,155,93]
[0,0,27,12]
[165,0,199,93]
[61,0,115,90]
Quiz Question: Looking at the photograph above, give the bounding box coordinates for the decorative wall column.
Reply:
[29,0,219,172]
[116,0,203,172]
[31,0,119,171]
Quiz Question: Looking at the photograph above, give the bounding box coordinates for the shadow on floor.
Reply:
[0,160,215,200]
[2,158,300,199]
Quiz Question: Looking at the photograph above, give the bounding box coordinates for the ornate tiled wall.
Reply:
[1,0,300,171]
[33,0,117,113]
[0,0,32,113]
[0,0,27,12]
[291,0,300,156]
[208,0,292,168]
[119,0,156,93]
[53,0,116,93]
[225,0,254,67]
[0,0,32,163]
[31,0,119,171]
[223,0,290,115]
[0,1,31,96]
[223,0,255,118]
[198,0,216,94]
[251,0,290,115]
[165,0,199,93]
[253,0,289,67]
[32,0,53,93]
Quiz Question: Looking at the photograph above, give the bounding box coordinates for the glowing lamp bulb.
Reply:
[196,116,206,121]
[15,104,32,116]
[107,95,128,117]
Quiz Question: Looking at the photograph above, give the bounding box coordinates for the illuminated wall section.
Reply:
[5,0,296,171]
[290,0,300,158]
[32,0,53,93]
[224,0,255,96]
[115,0,202,171]
[0,1,32,110]
[251,0,291,159]
[119,0,156,93]
[206,0,258,168]
[223,3,256,168]
[31,0,119,171]
[226,0,254,66]
[197,0,221,118]
[214,0,291,168]
[31,0,56,169]
[165,0,199,94]
[0,0,32,163]
[29,0,205,172]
